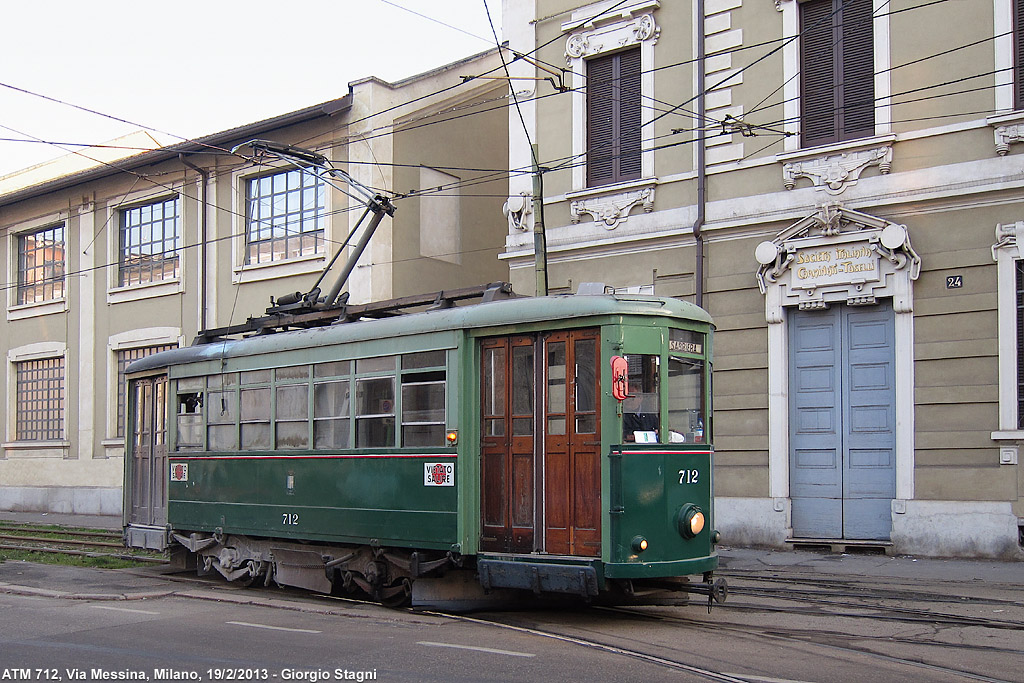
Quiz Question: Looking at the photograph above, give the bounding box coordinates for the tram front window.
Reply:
[622,354,659,442]
[667,356,706,443]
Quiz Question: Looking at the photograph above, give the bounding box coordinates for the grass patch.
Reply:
[0,523,166,568]
[0,548,161,569]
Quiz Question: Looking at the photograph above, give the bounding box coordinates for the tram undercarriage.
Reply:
[164,531,726,611]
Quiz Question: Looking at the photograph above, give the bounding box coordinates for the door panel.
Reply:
[790,308,843,538]
[480,337,536,552]
[480,329,601,557]
[129,376,168,527]
[544,330,601,557]
[841,304,895,539]
[789,303,895,540]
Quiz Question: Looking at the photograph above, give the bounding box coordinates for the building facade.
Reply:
[0,49,509,515]
[501,0,1023,558]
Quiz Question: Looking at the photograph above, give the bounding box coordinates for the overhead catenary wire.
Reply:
[0,0,969,202]
[0,0,1006,265]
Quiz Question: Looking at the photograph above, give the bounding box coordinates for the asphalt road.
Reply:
[0,549,1021,682]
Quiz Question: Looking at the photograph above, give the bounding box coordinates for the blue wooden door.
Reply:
[789,303,895,540]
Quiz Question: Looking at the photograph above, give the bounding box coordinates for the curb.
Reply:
[0,583,176,601]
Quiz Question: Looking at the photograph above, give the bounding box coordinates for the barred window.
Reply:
[246,169,324,264]
[116,344,177,437]
[119,197,180,286]
[15,357,65,441]
[17,224,65,305]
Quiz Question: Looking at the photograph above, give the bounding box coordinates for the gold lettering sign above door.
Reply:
[792,242,880,290]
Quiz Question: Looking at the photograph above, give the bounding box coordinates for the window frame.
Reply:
[563,4,658,192]
[15,223,66,308]
[13,355,65,442]
[798,0,876,148]
[118,195,181,288]
[243,167,325,266]
[586,47,643,188]
[780,0,890,152]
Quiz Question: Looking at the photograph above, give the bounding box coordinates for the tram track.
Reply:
[0,523,165,564]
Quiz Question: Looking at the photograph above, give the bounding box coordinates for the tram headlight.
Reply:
[631,535,649,553]
[446,430,458,446]
[677,504,705,539]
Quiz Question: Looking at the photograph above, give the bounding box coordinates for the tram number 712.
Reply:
[678,469,699,485]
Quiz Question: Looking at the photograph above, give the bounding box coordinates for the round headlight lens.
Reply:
[678,504,705,539]
[689,510,705,536]
[631,535,649,553]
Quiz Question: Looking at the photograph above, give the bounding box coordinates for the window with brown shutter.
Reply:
[587,48,642,187]
[800,0,875,148]
[1015,0,1024,109]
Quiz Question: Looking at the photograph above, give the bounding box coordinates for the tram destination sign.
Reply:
[791,241,879,290]
[669,339,702,354]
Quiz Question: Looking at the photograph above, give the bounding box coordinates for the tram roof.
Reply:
[126,293,713,375]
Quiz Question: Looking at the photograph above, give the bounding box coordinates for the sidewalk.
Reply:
[0,510,121,530]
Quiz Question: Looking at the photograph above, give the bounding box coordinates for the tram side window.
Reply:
[314,378,351,448]
[356,357,396,448]
[667,357,706,443]
[240,386,272,450]
[206,388,238,450]
[175,377,204,451]
[622,354,660,442]
[401,351,446,447]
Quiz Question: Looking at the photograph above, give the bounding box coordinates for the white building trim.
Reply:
[992,221,1024,441]
[757,204,918,504]
[994,0,1016,114]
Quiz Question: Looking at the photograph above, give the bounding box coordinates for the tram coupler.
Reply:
[683,573,728,612]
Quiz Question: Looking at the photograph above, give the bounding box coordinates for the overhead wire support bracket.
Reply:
[462,51,570,93]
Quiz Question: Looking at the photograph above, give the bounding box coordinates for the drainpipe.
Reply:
[179,154,209,332]
[694,0,707,309]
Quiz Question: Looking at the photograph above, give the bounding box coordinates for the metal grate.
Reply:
[15,357,65,441]
[116,345,177,437]
[119,197,180,286]
[17,224,65,305]
[246,169,324,264]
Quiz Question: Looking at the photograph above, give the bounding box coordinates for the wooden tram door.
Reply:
[480,330,601,557]
[129,376,169,527]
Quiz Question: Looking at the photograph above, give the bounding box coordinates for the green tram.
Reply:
[124,285,724,608]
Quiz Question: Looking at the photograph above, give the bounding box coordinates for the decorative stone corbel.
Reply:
[994,125,1024,156]
[781,145,893,194]
[992,221,1023,259]
[570,185,655,229]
